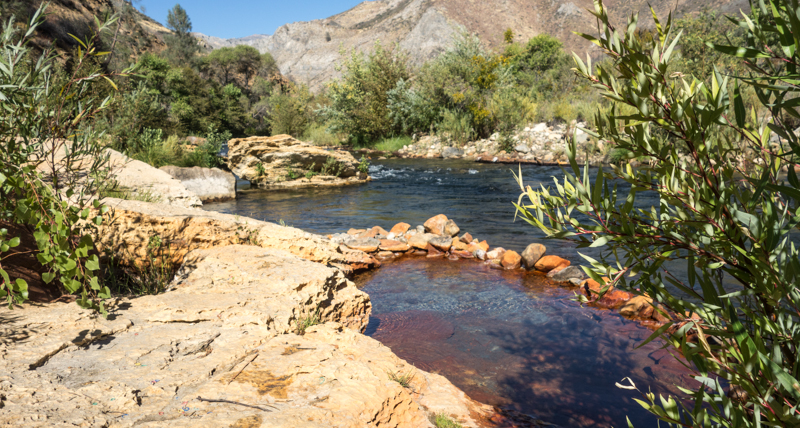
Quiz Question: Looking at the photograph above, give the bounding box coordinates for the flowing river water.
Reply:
[206,159,696,427]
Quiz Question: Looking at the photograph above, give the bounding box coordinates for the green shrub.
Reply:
[430,413,463,428]
[321,41,410,144]
[319,157,342,177]
[268,85,312,137]
[367,136,412,152]
[103,235,175,296]
[437,110,474,145]
[302,122,344,146]
[358,155,370,174]
[0,7,125,314]
[515,1,800,425]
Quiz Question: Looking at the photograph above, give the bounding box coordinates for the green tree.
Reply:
[1,7,128,314]
[205,47,237,86]
[515,34,566,73]
[163,4,198,66]
[233,45,262,88]
[321,41,409,144]
[515,0,800,425]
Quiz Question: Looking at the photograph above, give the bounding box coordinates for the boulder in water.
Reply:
[424,214,449,235]
[429,236,453,252]
[389,222,411,235]
[501,250,522,269]
[345,237,380,253]
[486,247,506,260]
[225,134,367,189]
[549,265,585,282]
[408,233,436,249]
[521,243,546,269]
[444,219,460,237]
[534,255,570,272]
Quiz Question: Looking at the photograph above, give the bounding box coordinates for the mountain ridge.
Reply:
[192,0,749,90]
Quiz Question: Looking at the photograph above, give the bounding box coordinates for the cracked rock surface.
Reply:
[0,244,491,427]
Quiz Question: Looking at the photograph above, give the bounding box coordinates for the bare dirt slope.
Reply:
[195,0,748,90]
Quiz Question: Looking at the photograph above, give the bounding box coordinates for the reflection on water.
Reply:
[357,257,694,427]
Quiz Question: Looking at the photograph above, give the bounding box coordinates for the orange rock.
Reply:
[579,277,612,298]
[533,255,570,272]
[379,239,410,252]
[477,240,489,252]
[619,295,654,318]
[425,243,444,257]
[452,250,475,259]
[423,214,448,235]
[389,222,411,235]
[347,228,365,236]
[452,240,469,251]
[594,289,633,309]
[360,226,389,239]
[460,233,473,244]
[501,250,522,269]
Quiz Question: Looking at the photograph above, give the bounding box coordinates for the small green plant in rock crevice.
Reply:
[305,162,318,179]
[358,155,370,174]
[285,166,298,180]
[103,235,176,296]
[319,157,342,177]
[255,162,266,177]
[294,308,321,335]
[387,369,415,388]
[430,413,463,428]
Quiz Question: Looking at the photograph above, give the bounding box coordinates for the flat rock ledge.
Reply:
[96,198,379,274]
[0,245,493,427]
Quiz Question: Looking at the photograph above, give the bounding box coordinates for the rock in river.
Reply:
[225,134,367,189]
[423,214,449,235]
[428,235,454,252]
[521,243,546,269]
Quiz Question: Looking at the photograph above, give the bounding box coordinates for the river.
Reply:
[206,159,694,427]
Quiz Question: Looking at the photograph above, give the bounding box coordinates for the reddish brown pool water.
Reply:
[355,257,695,427]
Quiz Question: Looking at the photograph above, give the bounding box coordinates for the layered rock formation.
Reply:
[0,244,492,427]
[225,134,368,189]
[194,0,748,90]
[97,197,378,274]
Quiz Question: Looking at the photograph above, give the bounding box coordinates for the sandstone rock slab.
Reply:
[521,243,546,269]
[159,165,236,202]
[225,135,367,189]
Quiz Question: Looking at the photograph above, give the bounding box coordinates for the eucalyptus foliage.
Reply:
[515,0,800,425]
[0,7,127,315]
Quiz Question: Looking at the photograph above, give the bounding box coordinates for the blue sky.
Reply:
[138,0,364,39]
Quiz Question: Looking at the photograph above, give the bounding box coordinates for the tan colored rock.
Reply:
[0,246,491,427]
[348,228,366,235]
[429,235,453,252]
[521,243,546,269]
[408,232,436,249]
[476,240,489,252]
[360,225,390,239]
[444,219,460,237]
[389,222,411,235]
[460,232,473,244]
[501,250,522,269]
[380,239,410,252]
[225,135,368,188]
[159,165,236,203]
[107,149,202,208]
[486,247,506,260]
[424,214,449,235]
[346,237,381,253]
[452,240,469,251]
[97,198,377,274]
[534,255,570,272]
[619,295,654,318]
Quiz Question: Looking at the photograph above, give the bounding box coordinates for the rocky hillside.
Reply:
[195,0,748,90]
[3,0,169,65]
